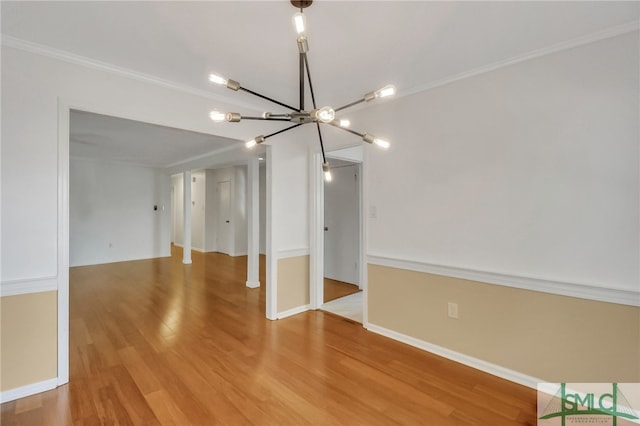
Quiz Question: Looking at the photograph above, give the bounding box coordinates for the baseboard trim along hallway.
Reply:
[366,322,545,390]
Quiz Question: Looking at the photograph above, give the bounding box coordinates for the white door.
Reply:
[324,163,359,285]
[217,181,231,254]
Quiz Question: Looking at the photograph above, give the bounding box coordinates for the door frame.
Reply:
[309,147,367,325]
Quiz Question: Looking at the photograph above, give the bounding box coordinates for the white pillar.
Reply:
[246,157,260,288]
[182,170,192,264]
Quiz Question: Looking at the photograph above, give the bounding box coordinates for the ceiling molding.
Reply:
[164,142,244,170]
[398,20,640,100]
[0,35,260,112]
[69,154,169,170]
[3,20,638,111]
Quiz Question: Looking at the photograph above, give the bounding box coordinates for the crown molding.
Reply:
[0,35,260,112]
[399,20,640,99]
[368,255,640,307]
[4,20,638,112]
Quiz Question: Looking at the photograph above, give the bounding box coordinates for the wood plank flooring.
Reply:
[323,278,361,303]
[1,247,537,425]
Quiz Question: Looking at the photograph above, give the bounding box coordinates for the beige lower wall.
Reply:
[277,255,310,313]
[1,291,58,391]
[368,264,640,383]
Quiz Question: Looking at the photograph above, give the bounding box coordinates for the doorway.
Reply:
[323,159,362,322]
[315,147,364,323]
[61,104,273,388]
[216,180,231,254]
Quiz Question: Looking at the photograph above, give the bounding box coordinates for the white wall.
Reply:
[271,134,310,253]
[70,158,171,266]
[357,32,639,293]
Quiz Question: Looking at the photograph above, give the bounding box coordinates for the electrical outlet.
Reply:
[448,302,458,319]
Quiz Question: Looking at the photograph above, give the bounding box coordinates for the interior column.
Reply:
[246,157,260,288]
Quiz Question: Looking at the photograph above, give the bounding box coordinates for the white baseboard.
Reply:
[276,304,311,319]
[246,280,260,288]
[0,378,58,403]
[365,323,544,390]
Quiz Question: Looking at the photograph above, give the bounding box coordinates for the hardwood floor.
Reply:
[1,248,537,425]
[323,278,361,303]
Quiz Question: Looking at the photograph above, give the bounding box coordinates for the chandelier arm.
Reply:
[239,87,299,112]
[302,53,318,109]
[334,98,366,113]
[315,123,327,164]
[241,116,293,122]
[264,123,305,140]
[324,121,365,138]
[299,53,305,111]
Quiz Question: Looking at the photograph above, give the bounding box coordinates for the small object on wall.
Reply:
[369,205,377,219]
[154,205,158,211]
[447,302,459,319]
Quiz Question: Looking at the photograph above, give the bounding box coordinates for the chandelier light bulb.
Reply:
[374,84,396,99]
[363,133,390,149]
[373,138,391,149]
[322,162,332,182]
[209,73,228,85]
[316,106,335,123]
[245,135,265,149]
[209,110,226,122]
[293,12,306,35]
[339,119,351,128]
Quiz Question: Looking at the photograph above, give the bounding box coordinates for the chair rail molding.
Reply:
[0,276,58,297]
[368,255,640,307]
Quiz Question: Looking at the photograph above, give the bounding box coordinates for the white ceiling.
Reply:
[3,1,639,168]
[70,110,239,168]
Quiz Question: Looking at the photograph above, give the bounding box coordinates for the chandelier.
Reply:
[208,0,395,181]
